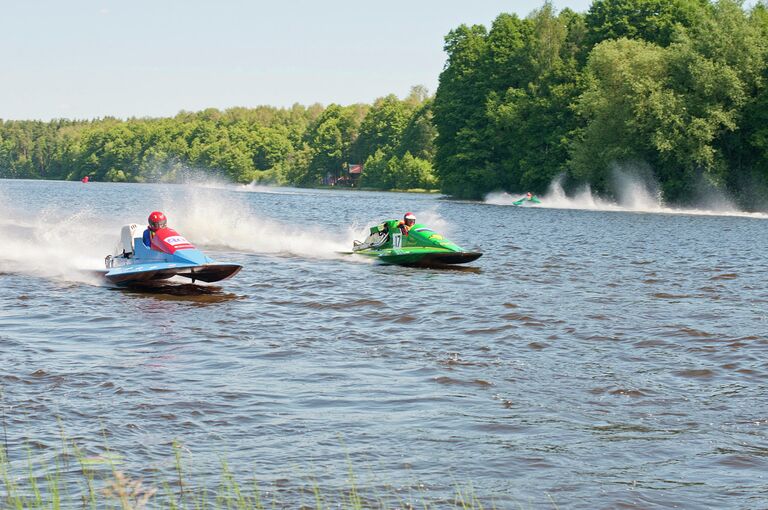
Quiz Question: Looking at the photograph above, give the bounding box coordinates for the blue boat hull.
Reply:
[105,261,242,285]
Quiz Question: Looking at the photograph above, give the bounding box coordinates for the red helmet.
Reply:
[404,212,416,227]
[148,211,167,231]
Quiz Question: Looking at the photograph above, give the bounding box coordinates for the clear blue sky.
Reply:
[1,1,595,120]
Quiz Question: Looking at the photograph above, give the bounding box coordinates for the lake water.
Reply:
[1,179,766,509]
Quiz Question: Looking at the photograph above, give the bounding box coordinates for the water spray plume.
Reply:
[486,169,768,219]
[0,200,112,285]
[160,185,350,258]
[159,182,458,259]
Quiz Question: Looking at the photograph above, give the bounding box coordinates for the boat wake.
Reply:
[157,186,353,259]
[0,181,365,288]
[486,171,768,219]
[162,184,462,261]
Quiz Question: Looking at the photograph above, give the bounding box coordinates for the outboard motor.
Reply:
[120,224,143,256]
[106,224,144,268]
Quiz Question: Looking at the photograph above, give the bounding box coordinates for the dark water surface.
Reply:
[1,180,767,508]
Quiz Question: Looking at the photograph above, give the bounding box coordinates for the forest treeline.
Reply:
[0,88,437,190]
[3,0,768,207]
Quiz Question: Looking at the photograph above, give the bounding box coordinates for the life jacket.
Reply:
[143,228,155,247]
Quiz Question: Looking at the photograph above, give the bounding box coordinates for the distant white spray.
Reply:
[486,164,768,219]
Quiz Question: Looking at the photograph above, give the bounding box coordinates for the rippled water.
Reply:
[1,179,767,508]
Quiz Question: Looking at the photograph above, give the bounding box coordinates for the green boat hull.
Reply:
[357,247,482,266]
[353,221,482,267]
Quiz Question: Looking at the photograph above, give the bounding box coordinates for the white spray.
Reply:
[157,183,352,258]
[0,197,112,285]
[486,165,768,219]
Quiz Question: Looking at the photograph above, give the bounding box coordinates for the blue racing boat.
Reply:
[104,224,242,285]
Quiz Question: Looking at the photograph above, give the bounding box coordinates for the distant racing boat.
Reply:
[513,192,541,206]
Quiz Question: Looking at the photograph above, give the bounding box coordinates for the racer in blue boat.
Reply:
[143,211,168,249]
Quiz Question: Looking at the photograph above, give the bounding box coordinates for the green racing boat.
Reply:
[512,193,542,206]
[352,220,482,266]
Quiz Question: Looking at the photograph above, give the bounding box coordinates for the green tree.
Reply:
[359,149,391,188]
[434,5,583,198]
[397,100,437,161]
[304,104,366,185]
[571,34,747,201]
[433,23,491,198]
[585,0,707,48]
[352,94,414,164]
[392,152,438,189]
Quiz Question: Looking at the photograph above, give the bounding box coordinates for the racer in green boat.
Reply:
[513,192,542,206]
[354,212,416,250]
[351,213,482,266]
[398,212,416,235]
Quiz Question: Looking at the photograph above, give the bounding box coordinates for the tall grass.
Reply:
[0,437,510,510]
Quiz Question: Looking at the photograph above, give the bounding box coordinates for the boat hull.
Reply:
[357,249,483,267]
[105,262,242,285]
